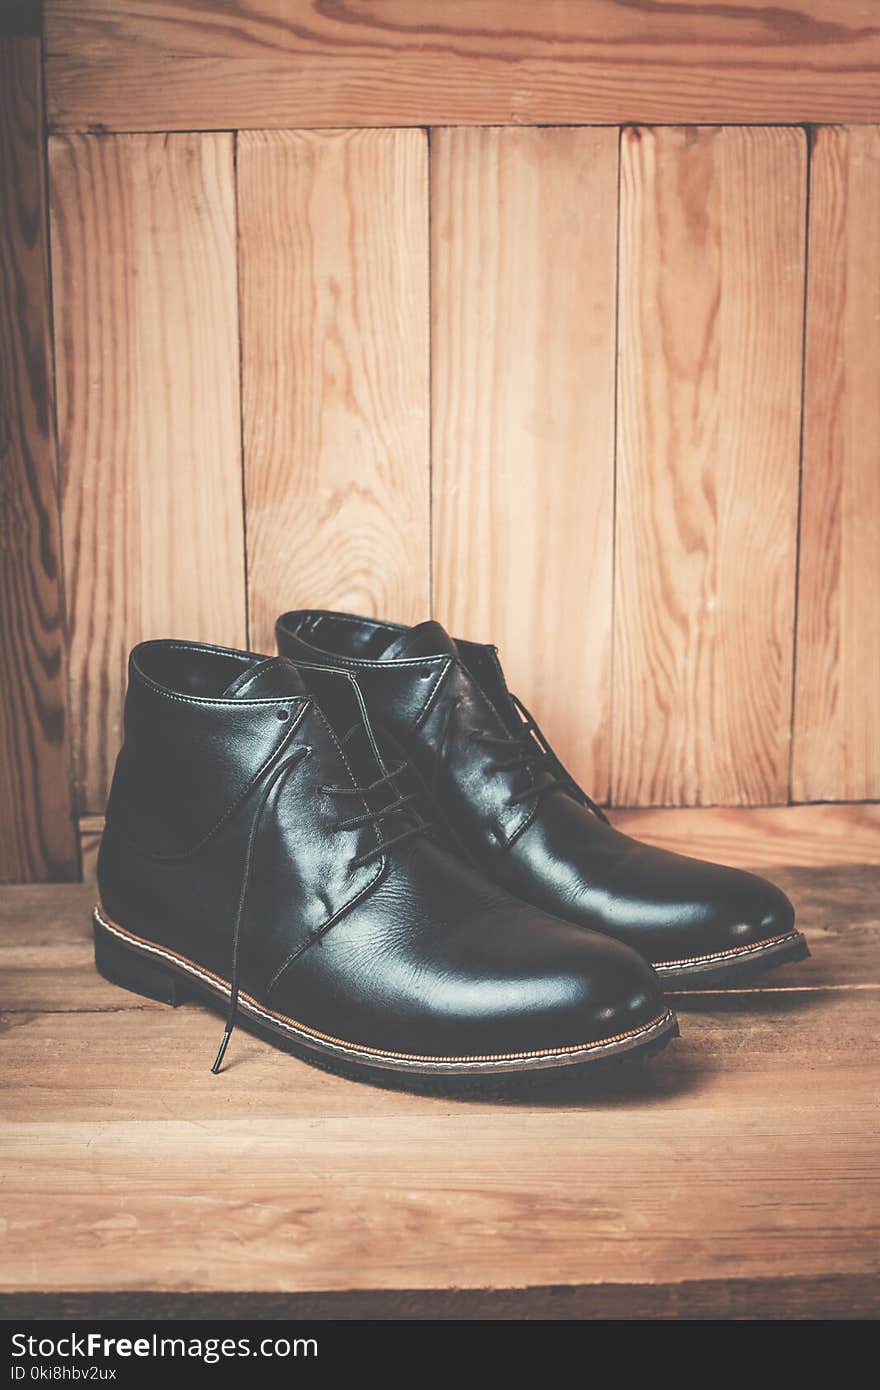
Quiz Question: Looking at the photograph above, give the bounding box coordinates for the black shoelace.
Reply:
[466,692,609,821]
[211,747,431,1074]
[320,763,431,868]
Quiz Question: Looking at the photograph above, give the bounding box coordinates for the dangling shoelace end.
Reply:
[211,1025,234,1075]
[208,744,312,1075]
[206,740,431,1075]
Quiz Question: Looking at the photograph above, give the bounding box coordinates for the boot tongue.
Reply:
[221,656,307,699]
[381,620,458,661]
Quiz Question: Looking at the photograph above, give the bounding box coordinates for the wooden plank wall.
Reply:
[49,134,247,809]
[1,3,878,879]
[613,126,806,807]
[431,126,618,796]
[237,129,430,654]
[0,28,79,882]
[793,126,880,803]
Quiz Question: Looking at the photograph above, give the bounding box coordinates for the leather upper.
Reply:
[276,611,796,965]
[98,639,665,1059]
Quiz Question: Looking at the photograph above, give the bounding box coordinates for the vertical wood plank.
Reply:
[237,129,430,653]
[614,126,806,807]
[0,37,78,882]
[431,127,619,796]
[793,126,880,803]
[49,133,246,812]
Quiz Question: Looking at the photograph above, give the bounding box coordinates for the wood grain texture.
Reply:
[613,126,806,808]
[238,129,429,653]
[1,870,878,1313]
[43,1,880,133]
[614,802,880,870]
[0,38,78,883]
[49,133,247,812]
[792,126,880,803]
[432,127,617,794]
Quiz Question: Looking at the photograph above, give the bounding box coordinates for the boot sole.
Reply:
[93,906,678,1091]
[654,929,810,990]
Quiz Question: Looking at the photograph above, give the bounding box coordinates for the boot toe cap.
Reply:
[280,892,673,1066]
[704,871,796,952]
[650,868,803,979]
[461,922,671,1060]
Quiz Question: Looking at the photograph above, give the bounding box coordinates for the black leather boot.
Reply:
[276,612,809,987]
[95,640,676,1089]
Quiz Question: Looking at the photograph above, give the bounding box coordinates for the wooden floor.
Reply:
[2,807,879,1319]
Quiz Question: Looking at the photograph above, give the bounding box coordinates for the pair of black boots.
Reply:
[95,610,808,1090]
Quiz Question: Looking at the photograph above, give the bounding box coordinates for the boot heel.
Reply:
[94,918,191,1007]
